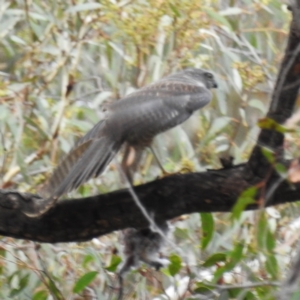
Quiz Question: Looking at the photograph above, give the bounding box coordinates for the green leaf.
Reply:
[78,185,92,197]
[10,289,20,297]
[19,274,29,290]
[169,3,181,17]
[33,290,48,300]
[73,271,98,294]
[228,288,243,298]
[9,274,29,297]
[229,243,244,262]
[202,253,227,267]
[219,7,243,16]
[200,213,214,249]
[206,116,232,139]
[275,163,287,176]
[291,290,300,300]
[213,243,244,282]
[0,248,5,274]
[231,187,257,221]
[67,119,94,132]
[0,105,10,120]
[82,254,95,268]
[105,255,122,272]
[218,290,230,300]
[228,289,256,299]
[257,118,294,133]
[168,254,182,276]
[244,291,256,300]
[194,282,213,294]
[174,227,190,240]
[66,3,101,13]
[105,41,113,67]
[266,228,275,252]
[47,277,63,300]
[265,254,278,279]
[248,99,266,113]
[257,214,266,250]
[261,147,275,164]
[24,117,49,140]
[203,8,232,29]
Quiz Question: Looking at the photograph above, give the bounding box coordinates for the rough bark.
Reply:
[1,165,300,243]
[1,2,300,243]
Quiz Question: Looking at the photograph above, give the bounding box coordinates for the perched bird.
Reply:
[35,68,217,216]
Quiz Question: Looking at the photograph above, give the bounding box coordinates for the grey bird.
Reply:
[34,68,217,216]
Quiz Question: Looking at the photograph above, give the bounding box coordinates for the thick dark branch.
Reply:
[0,161,300,243]
[248,3,300,177]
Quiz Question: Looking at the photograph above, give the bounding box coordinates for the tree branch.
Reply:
[0,161,300,243]
[248,0,300,177]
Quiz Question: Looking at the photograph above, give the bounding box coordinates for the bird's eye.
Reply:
[205,73,213,79]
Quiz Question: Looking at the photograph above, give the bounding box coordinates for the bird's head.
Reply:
[184,68,218,89]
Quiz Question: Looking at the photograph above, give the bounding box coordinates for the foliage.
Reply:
[0,0,299,299]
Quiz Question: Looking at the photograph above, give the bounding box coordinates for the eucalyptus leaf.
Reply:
[73,271,98,294]
[66,3,101,13]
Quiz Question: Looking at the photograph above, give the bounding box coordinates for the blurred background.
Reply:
[0,0,299,299]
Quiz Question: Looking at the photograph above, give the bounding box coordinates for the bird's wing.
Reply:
[123,78,211,110]
[112,80,212,137]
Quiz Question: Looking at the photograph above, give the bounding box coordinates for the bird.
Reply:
[33,68,217,216]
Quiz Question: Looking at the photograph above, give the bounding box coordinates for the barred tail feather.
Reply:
[52,136,121,199]
[40,140,93,198]
[73,120,105,148]
[28,136,121,217]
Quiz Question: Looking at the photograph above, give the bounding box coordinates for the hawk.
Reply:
[35,68,217,215]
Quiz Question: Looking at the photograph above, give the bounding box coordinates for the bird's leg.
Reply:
[121,144,134,184]
[121,144,145,184]
[149,146,171,176]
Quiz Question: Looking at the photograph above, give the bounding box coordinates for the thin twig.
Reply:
[206,281,280,290]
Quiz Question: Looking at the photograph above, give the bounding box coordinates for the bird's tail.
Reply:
[26,123,122,217]
[49,136,121,199]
